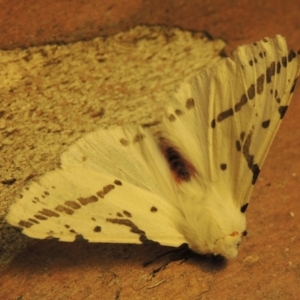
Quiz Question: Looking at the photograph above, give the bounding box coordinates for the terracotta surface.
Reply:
[1,1,300,299]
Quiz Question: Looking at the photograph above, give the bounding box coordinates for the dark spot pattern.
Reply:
[211,119,216,128]
[276,61,281,74]
[220,163,227,171]
[278,106,288,119]
[106,218,159,244]
[240,132,246,141]
[251,164,260,184]
[133,133,145,143]
[38,209,59,218]
[123,210,132,218]
[236,131,261,185]
[236,140,241,152]
[240,203,249,213]
[65,200,81,209]
[34,214,47,220]
[120,138,129,146]
[78,195,98,206]
[256,74,265,94]
[288,50,296,62]
[242,230,248,236]
[168,114,176,122]
[97,184,115,198]
[150,206,158,212]
[217,108,234,122]
[266,62,275,83]
[19,220,33,228]
[28,218,39,224]
[247,84,255,99]
[114,180,122,186]
[55,205,74,215]
[262,120,270,128]
[186,98,195,109]
[175,109,183,116]
[94,226,101,232]
[235,94,248,112]
[117,212,123,217]
[290,77,298,94]
[282,56,287,67]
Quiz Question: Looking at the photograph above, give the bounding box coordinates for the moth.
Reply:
[6,35,300,259]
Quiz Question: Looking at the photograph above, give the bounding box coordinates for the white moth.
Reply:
[6,35,300,259]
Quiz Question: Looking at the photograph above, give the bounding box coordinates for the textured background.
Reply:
[1,1,300,299]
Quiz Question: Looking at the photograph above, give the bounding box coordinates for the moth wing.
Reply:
[161,35,300,208]
[6,126,186,247]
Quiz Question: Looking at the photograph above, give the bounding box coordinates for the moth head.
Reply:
[179,184,247,259]
[213,230,245,259]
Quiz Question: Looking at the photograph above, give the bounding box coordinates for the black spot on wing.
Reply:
[97,184,115,198]
[175,109,183,116]
[251,164,260,184]
[168,114,176,122]
[240,203,248,213]
[186,98,195,109]
[150,206,158,212]
[290,77,298,94]
[34,214,47,221]
[288,50,296,62]
[240,132,260,185]
[247,84,255,100]
[106,218,159,245]
[94,226,101,232]
[133,133,146,143]
[235,94,248,112]
[256,74,265,94]
[78,195,98,205]
[282,56,287,68]
[262,120,270,128]
[236,140,241,151]
[55,205,74,215]
[220,164,227,171]
[278,106,288,119]
[19,220,34,228]
[120,138,129,146]
[211,119,216,128]
[123,210,132,218]
[240,132,245,141]
[28,218,39,224]
[276,61,281,74]
[38,209,59,218]
[266,62,275,83]
[217,108,234,122]
[65,201,81,209]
